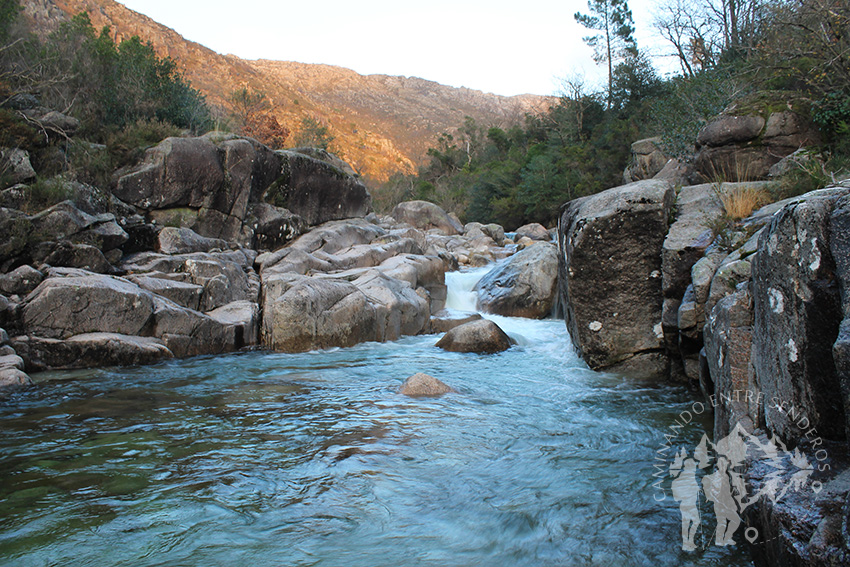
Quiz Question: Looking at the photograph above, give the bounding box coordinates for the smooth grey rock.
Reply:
[514,223,550,241]
[40,242,113,273]
[704,285,758,439]
[157,227,229,254]
[427,310,483,334]
[273,150,372,226]
[251,203,307,251]
[623,136,667,183]
[207,300,260,348]
[435,319,513,354]
[126,274,203,311]
[398,373,456,397]
[474,243,558,319]
[22,274,155,339]
[662,184,723,300]
[0,148,36,187]
[391,201,462,236]
[262,273,377,352]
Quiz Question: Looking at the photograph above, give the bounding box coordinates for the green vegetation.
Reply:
[0,0,213,194]
[293,116,335,151]
[374,0,849,229]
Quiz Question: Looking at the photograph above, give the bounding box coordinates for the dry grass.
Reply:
[714,183,771,220]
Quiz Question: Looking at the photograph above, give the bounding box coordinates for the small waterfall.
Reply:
[444,266,491,312]
[443,263,562,348]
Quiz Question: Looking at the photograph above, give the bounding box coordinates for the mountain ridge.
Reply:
[20,0,554,182]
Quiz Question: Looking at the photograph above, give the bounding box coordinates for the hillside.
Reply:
[20,0,553,182]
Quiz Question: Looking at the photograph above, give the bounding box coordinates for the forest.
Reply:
[373,0,850,229]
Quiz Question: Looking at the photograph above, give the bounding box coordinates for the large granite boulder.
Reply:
[391,201,463,236]
[269,150,371,226]
[113,135,364,244]
[474,242,558,318]
[435,319,514,354]
[22,274,156,339]
[261,273,377,352]
[558,179,676,377]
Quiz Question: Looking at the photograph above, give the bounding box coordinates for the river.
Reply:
[0,264,752,566]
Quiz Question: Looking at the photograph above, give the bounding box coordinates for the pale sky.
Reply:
[116,0,671,98]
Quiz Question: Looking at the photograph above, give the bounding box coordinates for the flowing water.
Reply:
[0,265,752,566]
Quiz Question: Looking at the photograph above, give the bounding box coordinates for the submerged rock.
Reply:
[435,319,514,354]
[398,372,456,397]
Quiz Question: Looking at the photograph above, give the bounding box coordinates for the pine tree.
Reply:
[574,0,637,109]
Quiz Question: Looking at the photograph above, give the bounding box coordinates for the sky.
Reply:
[116,0,671,98]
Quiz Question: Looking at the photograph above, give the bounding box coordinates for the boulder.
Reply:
[0,366,31,392]
[270,150,371,225]
[558,180,675,377]
[11,333,173,371]
[623,137,668,183]
[398,373,456,397]
[694,110,820,181]
[0,265,43,296]
[114,136,226,211]
[250,203,307,251]
[39,241,113,273]
[427,310,483,334]
[703,285,759,439]
[830,194,850,440]
[352,270,430,342]
[391,200,462,235]
[22,274,155,339]
[514,222,550,241]
[662,184,723,300]
[207,300,260,349]
[474,242,558,318]
[261,273,377,352]
[0,148,36,187]
[157,227,229,254]
[435,319,514,354]
[126,274,203,311]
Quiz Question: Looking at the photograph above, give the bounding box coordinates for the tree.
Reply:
[575,0,637,108]
[228,87,289,148]
[293,116,334,150]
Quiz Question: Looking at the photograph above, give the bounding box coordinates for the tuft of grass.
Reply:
[714,183,771,220]
[13,177,73,214]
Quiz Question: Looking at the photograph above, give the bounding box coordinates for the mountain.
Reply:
[19,0,554,182]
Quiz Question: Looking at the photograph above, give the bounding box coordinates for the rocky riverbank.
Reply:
[0,132,558,390]
[557,172,850,563]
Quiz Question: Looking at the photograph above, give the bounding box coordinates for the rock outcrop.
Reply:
[696,185,850,566]
[558,179,675,377]
[694,106,820,181]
